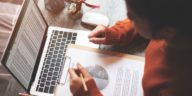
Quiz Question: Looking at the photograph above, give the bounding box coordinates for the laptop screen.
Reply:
[1,0,47,90]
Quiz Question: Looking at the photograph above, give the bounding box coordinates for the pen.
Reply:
[80,73,88,91]
[18,93,32,96]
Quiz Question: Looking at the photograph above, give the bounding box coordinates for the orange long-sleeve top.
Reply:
[75,19,192,96]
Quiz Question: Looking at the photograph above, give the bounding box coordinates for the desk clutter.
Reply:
[45,0,99,14]
[44,0,109,27]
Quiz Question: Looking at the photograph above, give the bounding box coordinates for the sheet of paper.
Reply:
[55,45,145,96]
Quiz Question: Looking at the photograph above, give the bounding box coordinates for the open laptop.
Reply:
[1,0,99,96]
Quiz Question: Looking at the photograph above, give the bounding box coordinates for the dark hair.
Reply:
[125,0,192,36]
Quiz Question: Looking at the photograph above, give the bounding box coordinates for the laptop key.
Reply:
[41,78,46,82]
[67,33,72,40]
[54,72,59,75]
[52,40,56,43]
[51,81,56,85]
[58,54,62,58]
[40,83,45,87]
[55,47,59,50]
[42,74,47,77]
[71,41,76,44]
[66,41,70,44]
[53,55,57,58]
[44,69,48,73]
[57,39,61,42]
[55,67,59,71]
[54,51,58,54]
[48,72,53,76]
[72,37,76,40]
[63,32,68,37]
[52,59,56,62]
[53,76,57,80]
[57,59,61,62]
[54,30,59,35]
[46,82,51,86]
[47,77,51,81]
[49,68,54,72]
[53,36,57,39]
[61,42,65,46]
[56,43,60,46]
[44,86,49,93]
[49,86,55,93]
[73,33,77,36]
[48,52,53,55]
[45,65,49,68]
[37,85,40,90]
[38,88,43,92]
[59,31,63,34]
[58,35,62,38]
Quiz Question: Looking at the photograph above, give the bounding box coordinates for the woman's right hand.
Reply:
[69,64,93,94]
[88,25,108,44]
[69,64,102,96]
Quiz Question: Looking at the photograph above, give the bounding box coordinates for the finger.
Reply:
[68,68,78,79]
[76,63,90,77]
[89,37,107,44]
[88,25,106,38]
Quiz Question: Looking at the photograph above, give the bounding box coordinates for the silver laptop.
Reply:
[1,0,99,96]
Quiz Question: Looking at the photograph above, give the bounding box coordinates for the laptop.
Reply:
[1,0,99,96]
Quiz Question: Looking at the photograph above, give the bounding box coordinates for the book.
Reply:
[55,44,145,96]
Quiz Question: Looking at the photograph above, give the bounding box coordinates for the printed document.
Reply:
[55,44,145,96]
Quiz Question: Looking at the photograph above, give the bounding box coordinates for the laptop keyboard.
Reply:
[36,30,77,93]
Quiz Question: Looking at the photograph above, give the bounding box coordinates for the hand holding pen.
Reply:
[68,63,92,94]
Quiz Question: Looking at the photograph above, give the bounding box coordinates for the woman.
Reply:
[69,0,192,96]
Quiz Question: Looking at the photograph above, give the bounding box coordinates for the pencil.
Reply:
[80,73,88,91]
[18,93,32,96]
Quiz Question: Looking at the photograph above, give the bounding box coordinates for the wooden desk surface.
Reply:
[37,0,127,29]
[37,0,148,55]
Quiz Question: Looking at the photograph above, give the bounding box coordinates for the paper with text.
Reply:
[55,45,144,96]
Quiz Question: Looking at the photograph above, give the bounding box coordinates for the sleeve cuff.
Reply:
[105,19,137,46]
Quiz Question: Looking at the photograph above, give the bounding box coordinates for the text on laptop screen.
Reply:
[5,0,47,89]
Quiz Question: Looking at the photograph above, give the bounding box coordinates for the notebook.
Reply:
[1,0,99,96]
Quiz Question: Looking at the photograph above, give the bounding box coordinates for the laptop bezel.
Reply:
[1,0,49,92]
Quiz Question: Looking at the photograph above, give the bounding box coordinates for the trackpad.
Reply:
[54,57,73,96]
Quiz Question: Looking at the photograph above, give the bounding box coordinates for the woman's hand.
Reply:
[88,25,108,44]
[68,63,93,94]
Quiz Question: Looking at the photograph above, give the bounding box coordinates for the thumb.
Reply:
[76,63,90,77]
[89,25,106,38]
[89,37,107,44]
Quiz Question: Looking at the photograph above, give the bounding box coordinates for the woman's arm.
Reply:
[106,18,138,46]
[89,18,138,46]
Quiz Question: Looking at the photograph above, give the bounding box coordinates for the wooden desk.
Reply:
[38,0,128,29]
[37,0,148,55]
